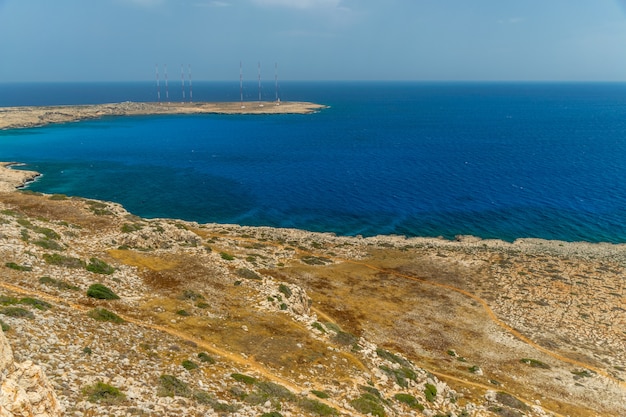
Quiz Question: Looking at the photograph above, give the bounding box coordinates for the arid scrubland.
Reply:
[0,166,624,416]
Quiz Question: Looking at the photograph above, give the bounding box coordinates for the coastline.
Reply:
[1,161,624,254]
[1,161,625,416]
[0,101,327,130]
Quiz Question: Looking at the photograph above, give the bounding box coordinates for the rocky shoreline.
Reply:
[0,162,625,417]
[0,101,327,130]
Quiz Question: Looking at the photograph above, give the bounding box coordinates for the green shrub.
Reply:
[43,253,85,269]
[0,307,34,319]
[86,258,115,275]
[231,373,257,385]
[158,374,191,397]
[520,358,550,369]
[121,223,143,233]
[197,352,215,364]
[5,262,32,272]
[33,239,64,251]
[182,360,198,370]
[220,252,235,261]
[350,393,385,417]
[297,398,338,416]
[39,276,79,291]
[334,330,358,346]
[278,284,292,298]
[0,319,9,332]
[376,348,411,367]
[311,390,330,399]
[193,391,238,411]
[176,309,190,316]
[86,284,120,300]
[312,322,326,333]
[83,382,125,404]
[236,268,261,280]
[261,412,284,417]
[19,297,52,310]
[424,383,437,402]
[87,308,124,323]
[379,365,416,388]
[394,393,424,411]
[0,296,18,305]
[49,194,68,200]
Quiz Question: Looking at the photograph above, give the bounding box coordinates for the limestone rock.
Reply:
[0,331,62,417]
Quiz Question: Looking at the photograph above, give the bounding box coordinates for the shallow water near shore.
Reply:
[2,81,626,243]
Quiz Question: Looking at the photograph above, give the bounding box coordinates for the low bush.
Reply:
[394,393,424,411]
[350,393,385,417]
[83,381,125,404]
[5,262,32,272]
[236,268,261,280]
[39,276,79,291]
[158,374,191,397]
[86,258,115,275]
[297,398,338,416]
[520,358,550,369]
[197,352,215,364]
[182,360,198,370]
[278,284,292,298]
[43,253,85,269]
[424,383,437,402]
[19,297,52,311]
[86,284,120,300]
[311,390,330,399]
[231,373,257,385]
[33,239,64,251]
[220,252,235,261]
[87,308,124,323]
[0,307,34,319]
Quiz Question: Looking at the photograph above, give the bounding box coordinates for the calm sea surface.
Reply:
[1,81,626,243]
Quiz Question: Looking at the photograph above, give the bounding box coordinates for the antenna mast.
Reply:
[165,64,169,102]
[188,64,193,103]
[181,64,186,102]
[155,64,161,103]
[240,61,245,108]
[275,62,280,105]
[258,61,263,107]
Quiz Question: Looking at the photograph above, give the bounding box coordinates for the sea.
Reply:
[1,81,626,243]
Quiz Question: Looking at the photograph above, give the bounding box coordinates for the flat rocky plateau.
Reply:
[0,164,624,417]
[0,101,326,130]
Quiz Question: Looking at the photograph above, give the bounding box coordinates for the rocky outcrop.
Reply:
[0,330,61,417]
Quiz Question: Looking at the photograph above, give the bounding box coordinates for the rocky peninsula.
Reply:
[0,163,624,417]
[0,101,326,130]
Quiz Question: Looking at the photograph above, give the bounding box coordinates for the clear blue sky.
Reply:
[1,0,626,82]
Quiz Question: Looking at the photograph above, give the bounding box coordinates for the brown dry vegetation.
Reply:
[0,189,624,416]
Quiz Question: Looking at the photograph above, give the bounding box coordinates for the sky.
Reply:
[1,0,626,82]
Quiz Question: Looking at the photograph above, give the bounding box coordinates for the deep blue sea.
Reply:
[1,81,626,243]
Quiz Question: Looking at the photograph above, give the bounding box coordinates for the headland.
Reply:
[0,101,327,130]
[0,162,624,417]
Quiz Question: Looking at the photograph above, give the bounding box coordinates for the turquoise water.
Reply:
[2,82,626,243]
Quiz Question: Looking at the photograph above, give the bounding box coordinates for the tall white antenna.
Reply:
[188,64,193,103]
[240,61,245,109]
[258,61,263,107]
[275,62,280,105]
[165,64,169,102]
[181,64,186,102]
[155,64,161,103]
